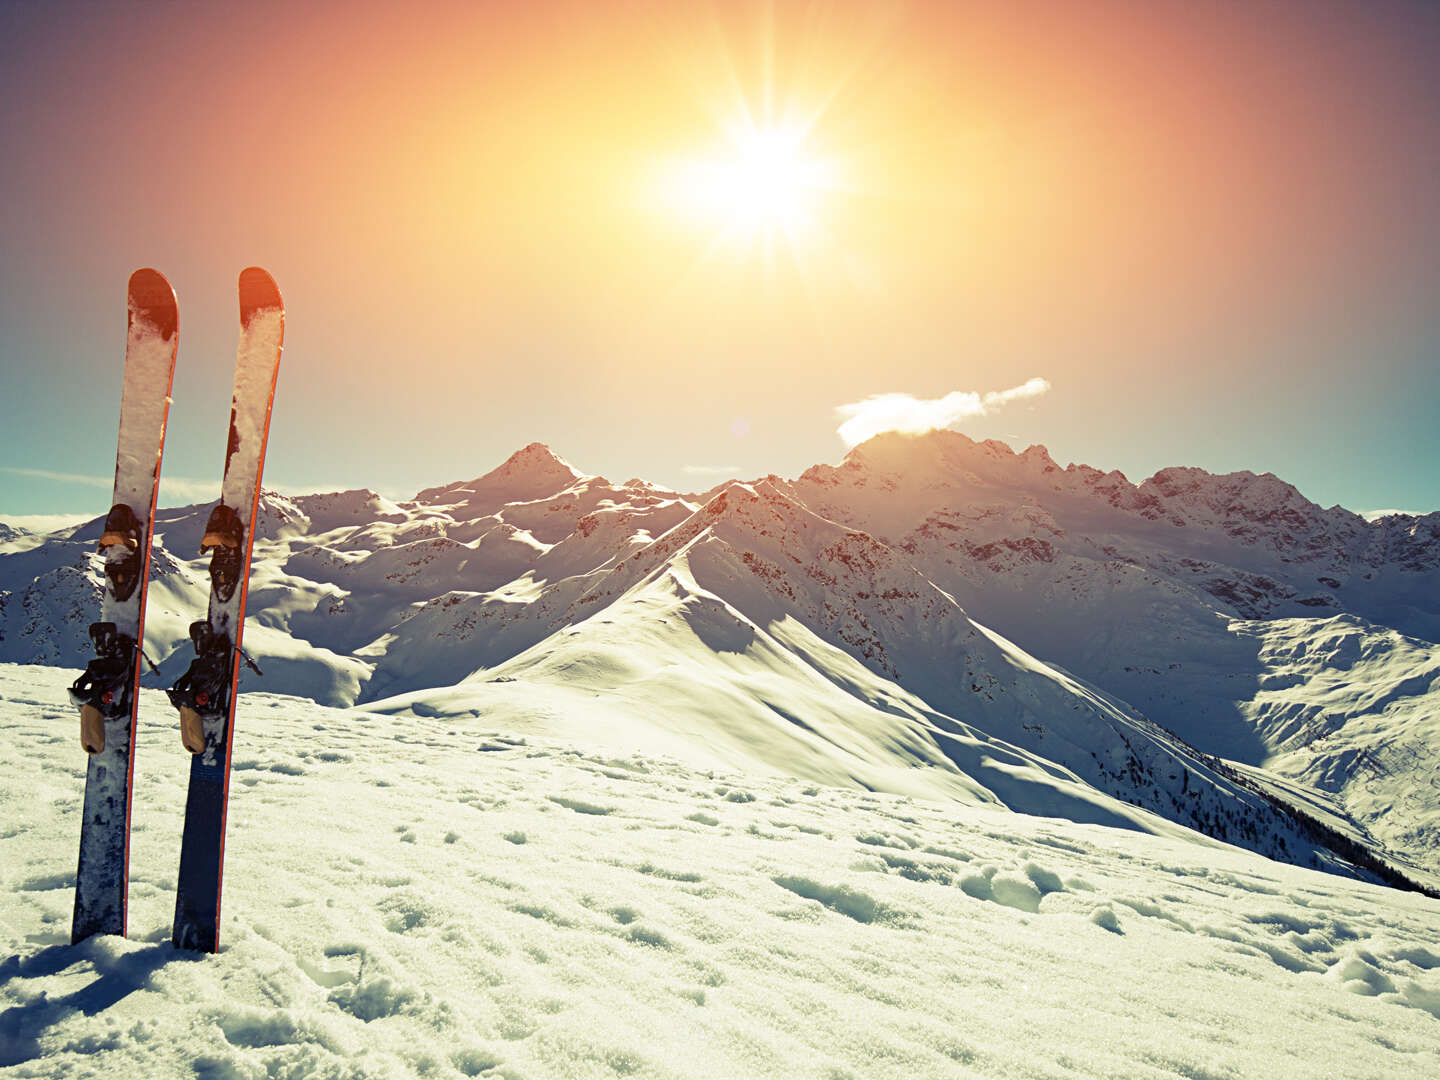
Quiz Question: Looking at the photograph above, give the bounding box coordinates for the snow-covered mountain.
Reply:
[3,436,1436,887]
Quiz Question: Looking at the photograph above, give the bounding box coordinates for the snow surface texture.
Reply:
[111,292,175,536]
[1,435,1437,885]
[106,290,176,640]
[1,665,1437,1079]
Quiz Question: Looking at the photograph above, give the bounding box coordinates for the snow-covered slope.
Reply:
[787,433,1440,736]
[2,665,1437,1079]
[2,438,1437,883]
[1227,616,1440,859]
[372,478,1389,875]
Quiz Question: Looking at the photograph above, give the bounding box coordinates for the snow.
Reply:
[217,305,283,515]
[0,518,90,539]
[1228,615,1440,858]
[111,290,175,536]
[415,444,589,520]
[2,663,1437,1078]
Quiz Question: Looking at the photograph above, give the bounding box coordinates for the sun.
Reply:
[657,121,840,247]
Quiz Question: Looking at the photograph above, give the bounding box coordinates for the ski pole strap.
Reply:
[142,650,161,676]
[236,646,263,677]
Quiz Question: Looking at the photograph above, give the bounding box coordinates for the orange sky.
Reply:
[2,0,1438,514]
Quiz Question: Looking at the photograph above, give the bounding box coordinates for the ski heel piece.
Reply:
[69,622,139,752]
[200,504,245,602]
[98,504,144,602]
[167,620,234,752]
[98,503,142,549]
[200,503,243,550]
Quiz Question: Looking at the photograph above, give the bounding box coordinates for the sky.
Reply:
[2,0,1438,523]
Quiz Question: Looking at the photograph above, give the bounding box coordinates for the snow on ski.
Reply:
[168,267,284,953]
[69,268,178,943]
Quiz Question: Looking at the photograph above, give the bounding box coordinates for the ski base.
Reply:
[173,745,230,952]
[72,730,135,942]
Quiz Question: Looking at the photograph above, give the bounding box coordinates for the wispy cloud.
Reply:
[1,465,415,512]
[682,464,742,477]
[0,465,112,488]
[834,377,1051,448]
[0,465,221,503]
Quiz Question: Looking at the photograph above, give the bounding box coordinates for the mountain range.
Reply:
[3,432,1436,889]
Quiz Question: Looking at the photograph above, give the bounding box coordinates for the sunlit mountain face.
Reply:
[5,434,1437,892]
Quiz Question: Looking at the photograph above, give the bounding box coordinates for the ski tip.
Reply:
[128,268,178,341]
[239,267,282,325]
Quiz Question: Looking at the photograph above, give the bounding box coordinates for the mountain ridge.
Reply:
[2,431,1436,887]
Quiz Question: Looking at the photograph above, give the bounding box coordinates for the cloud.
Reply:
[682,464,742,477]
[981,377,1052,408]
[1,464,413,517]
[834,377,1051,448]
[157,476,222,502]
[0,465,112,488]
[1358,508,1431,522]
[0,465,221,503]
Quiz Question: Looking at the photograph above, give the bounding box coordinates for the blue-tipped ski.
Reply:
[70,268,178,943]
[169,268,284,953]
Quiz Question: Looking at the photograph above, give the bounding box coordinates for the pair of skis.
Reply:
[68,267,284,953]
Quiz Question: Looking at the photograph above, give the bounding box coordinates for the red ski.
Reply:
[69,269,178,943]
[168,267,284,953]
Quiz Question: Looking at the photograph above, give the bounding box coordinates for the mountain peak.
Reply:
[831,429,1066,489]
[413,443,586,511]
[841,427,972,464]
[488,442,583,485]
